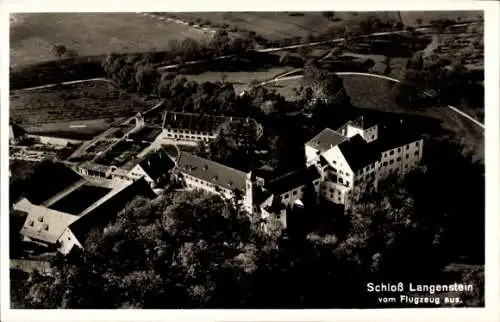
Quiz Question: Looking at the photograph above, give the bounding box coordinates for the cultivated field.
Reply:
[399,11,482,26]
[165,12,400,41]
[10,81,150,126]
[10,12,206,68]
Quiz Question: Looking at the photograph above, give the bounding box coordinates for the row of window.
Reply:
[381,151,419,167]
[165,133,211,141]
[382,141,420,158]
[166,129,213,136]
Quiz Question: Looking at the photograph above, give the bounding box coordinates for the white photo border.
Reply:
[1,0,498,321]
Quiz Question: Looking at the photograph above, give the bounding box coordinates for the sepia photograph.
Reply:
[1,0,499,321]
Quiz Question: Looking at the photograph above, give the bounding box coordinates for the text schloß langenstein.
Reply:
[366,282,474,294]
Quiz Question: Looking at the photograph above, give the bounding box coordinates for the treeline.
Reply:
[393,51,484,115]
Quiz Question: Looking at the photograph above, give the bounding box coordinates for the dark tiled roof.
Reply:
[177,152,249,192]
[162,111,237,133]
[338,134,380,172]
[306,128,347,152]
[138,148,176,181]
[265,166,321,195]
[371,121,424,153]
[253,187,273,206]
[128,126,163,142]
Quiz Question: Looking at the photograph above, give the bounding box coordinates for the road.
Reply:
[156,21,480,71]
[259,72,485,130]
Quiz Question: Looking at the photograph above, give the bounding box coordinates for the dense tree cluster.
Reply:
[394,50,484,114]
[197,119,260,171]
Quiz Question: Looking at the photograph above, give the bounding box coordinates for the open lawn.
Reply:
[182,67,289,93]
[10,81,150,127]
[10,13,206,68]
[20,119,118,141]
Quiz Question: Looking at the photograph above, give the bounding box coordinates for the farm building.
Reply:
[13,177,156,255]
[175,152,255,214]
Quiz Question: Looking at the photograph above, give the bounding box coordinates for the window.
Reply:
[397,147,401,152]
[397,157,401,161]
[390,160,394,165]
[329,187,335,193]
[383,161,388,166]
[390,150,395,155]
[415,141,420,147]
[371,135,375,140]
[333,160,337,164]
[414,151,419,156]
[38,216,44,222]
[339,177,344,184]
[29,220,34,227]
[405,164,409,168]
[406,154,409,159]
[406,145,410,150]
[43,224,49,231]
[292,190,298,196]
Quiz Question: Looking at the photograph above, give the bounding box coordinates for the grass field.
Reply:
[10,81,150,126]
[10,12,206,68]
[182,67,289,93]
[20,119,117,140]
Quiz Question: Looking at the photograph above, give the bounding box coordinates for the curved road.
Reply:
[259,72,485,130]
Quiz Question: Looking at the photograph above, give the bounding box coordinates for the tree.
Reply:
[52,44,66,60]
[202,119,260,171]
[321,11,335,20]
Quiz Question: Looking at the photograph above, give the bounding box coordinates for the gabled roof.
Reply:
[253,187,273,206]
[338,134,380,172]
[306,128,347,152]
[16,198,79,244]
[371,120,423,153]
[265,166,321,195]
[177,152,250,192]
[137,148,175,181]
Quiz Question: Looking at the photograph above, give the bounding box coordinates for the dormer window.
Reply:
[29,220,34,227]
[212,175,218,181]
[43,224,49,231]
[38,216,44,222]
